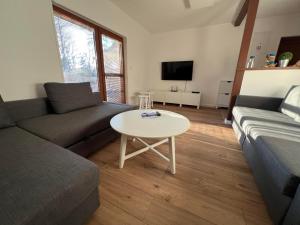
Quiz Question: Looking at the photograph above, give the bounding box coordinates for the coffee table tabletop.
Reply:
[110,110,190,174]
[110,110,190,138]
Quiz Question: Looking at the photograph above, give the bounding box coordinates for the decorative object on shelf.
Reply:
[278,52,293,68]
[276,36,300,66]
[264,52,277,68]
[292,60,300,68]
[170,85,178,92]
[246,56,255,69]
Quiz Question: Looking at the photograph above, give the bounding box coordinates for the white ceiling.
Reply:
[110,0,300,33]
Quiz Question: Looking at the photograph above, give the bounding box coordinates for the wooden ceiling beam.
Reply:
[234,0,249,27]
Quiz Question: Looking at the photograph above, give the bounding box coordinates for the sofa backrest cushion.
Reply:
[0,95,15,128]
[3,98,51,122]
[44,82,98,114]
[280,85,300,122]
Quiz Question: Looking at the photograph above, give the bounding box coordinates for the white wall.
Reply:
[1,0,299,105]
[54,0,150,104]
[0,0,150,104]
[0,0,63,101]
[148,24,244,107]
[147,13,300,107]
[241,69,300,97]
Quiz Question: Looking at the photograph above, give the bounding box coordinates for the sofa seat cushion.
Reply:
[0,127,99,225]
[233,107,300,140]
[17,102,135,147]
[233,106,299,127]
[251,135,300,197]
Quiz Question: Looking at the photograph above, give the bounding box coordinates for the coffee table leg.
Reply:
[119,134,128,169]
[168,136,176,174]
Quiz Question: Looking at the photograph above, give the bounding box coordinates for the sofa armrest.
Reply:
[235,95,283,112]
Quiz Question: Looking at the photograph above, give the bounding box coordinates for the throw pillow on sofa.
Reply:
[0,95,15,128]
[44,82,98,114]
[280,85,300,122]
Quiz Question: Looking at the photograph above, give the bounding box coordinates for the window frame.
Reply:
[53,5,126,103]
[101,34,126,103]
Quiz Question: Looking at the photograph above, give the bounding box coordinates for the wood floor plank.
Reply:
[88,199,145,225]
[100,173,154,221]
[144,198,215,225]
[86,105,272,225]
[243,211,273,225]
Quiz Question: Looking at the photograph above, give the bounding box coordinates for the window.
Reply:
[102,35,125,103]
[53,6,126,103]
[54,13,99,92]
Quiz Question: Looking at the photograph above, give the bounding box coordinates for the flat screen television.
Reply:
[161,61,193,80]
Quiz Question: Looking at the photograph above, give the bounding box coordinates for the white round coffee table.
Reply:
[110,110,190,174]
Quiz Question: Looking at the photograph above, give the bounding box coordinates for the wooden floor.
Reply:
[86,104,273,225]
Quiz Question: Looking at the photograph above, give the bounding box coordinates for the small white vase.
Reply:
[279,59,290,68]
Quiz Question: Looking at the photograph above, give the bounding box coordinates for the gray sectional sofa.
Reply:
[0,86,136,225]
[232,86,300,225]
[5,96,135,157]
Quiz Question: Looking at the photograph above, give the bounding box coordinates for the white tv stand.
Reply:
[151,90,201,109]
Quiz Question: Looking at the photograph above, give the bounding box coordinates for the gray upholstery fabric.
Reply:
[69,127,120,157]
[242,138,291,225]
[0,102,15,128]
[244,119,300,144]
[233,103,300,224]
[0,127,99,225]
[92,92,102,105]
[283,186,300,225]
[3,98,51,122]
[233,107,300,142]
[235,95,283,112]
[251,135,300,197]
[3,94,101,123]
[44,82,98,114]
[233,106,300,197]
[17,102,135,147]
[58,188,99,225]
[280,85,300,122]
[233,106,299,128]
[232,119,245,145]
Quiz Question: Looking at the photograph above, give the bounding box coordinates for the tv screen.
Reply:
[161,61,193,80]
